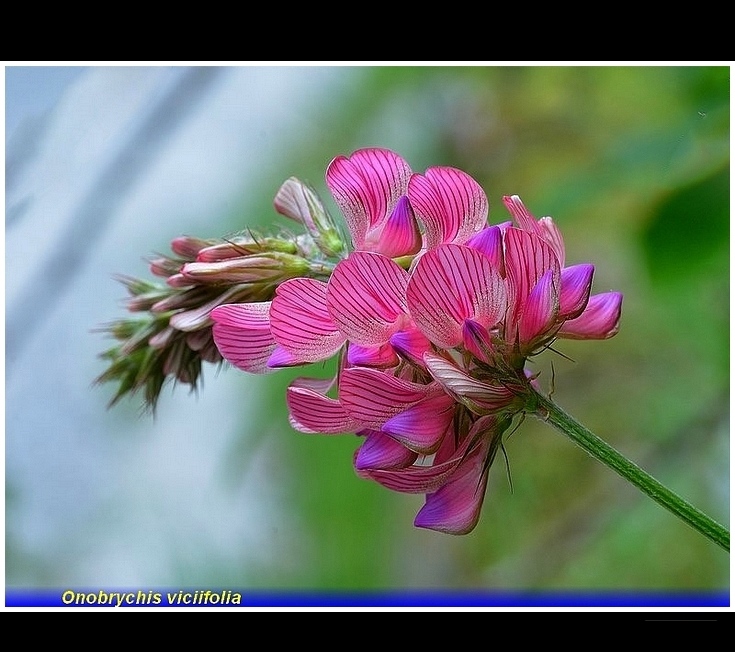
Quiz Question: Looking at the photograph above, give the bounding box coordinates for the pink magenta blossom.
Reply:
[210,148,623,535]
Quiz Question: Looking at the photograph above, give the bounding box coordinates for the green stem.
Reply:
[529,389,729,553]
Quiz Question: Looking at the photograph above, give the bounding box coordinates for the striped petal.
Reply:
[269,278,345,363]
[408,166,488,249]
[557,292,623,340]
[356,424,463,494]
[503,195,565,266]
[423,352,516,414]
[327,252,408,346]
[326,148,412,250]
[339,367,455,454]
[286,377,361,434]
[211,302,275,374]
[503,227,560,342]
[406,244,506,349]
[354,430,418,471]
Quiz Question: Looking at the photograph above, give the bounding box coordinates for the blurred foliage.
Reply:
[211,65,729,593]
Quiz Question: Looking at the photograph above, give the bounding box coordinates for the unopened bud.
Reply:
[180,252,311,285]
[170,236,215,260]
[274,177,346,258]
[196,236,298,262]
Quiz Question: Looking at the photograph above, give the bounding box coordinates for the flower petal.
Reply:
[326,148,412,250]
[423,352,516,414]
[270,278,345,363]
[211,302,276,374]
[414,437,490,535]
[354,430,418,471]
[356,428,463,494]
[286,377,361,434]
[557,291,623,340]
[518,268,559,346]
[388,327,432,366]
[381,395,456,454]
[558,263,594,320]
[503,227,560,342]
[466,224,506,276]
[408,166,488,249]
[327,252,408,346]
[415,414,503,534]
[371,195,422,258]
[503,195,565,266]
[346,342,399,367]
[339,367,454,453]
[406,244,506,349]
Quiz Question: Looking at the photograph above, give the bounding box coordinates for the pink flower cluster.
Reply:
[211,148,622,534]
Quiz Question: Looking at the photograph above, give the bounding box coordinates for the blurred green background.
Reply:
[6,65,729,600]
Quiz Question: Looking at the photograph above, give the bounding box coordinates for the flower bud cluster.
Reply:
[97,213,345,409]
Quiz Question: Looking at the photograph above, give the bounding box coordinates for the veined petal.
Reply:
[503,227,560,341]
[424,352,516,414]
[557,292,623,340]
[502,194,538,232]
[286,377,361,434]
[326,148,412,250]
[537,216,566,268]
[559,263,594,320]
[370,195,422,258]
[503,195,566,266]
[406,244,506,349]
[354,430,419,471]
[211,302,275,374]
[270,278,345,363]
[327,252,408,346]
[518,268,559,346]
[408,166,488,249]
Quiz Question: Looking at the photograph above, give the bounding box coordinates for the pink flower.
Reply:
[209,148,623,536]
[326,148,420,257]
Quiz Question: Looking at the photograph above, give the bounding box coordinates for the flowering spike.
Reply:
[100,147,631,538]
